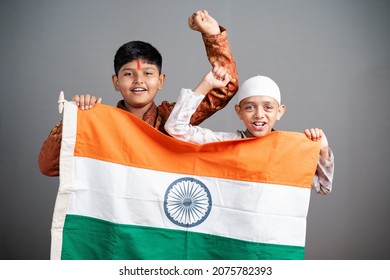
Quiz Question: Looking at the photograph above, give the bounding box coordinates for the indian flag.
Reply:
[50,101,320,260]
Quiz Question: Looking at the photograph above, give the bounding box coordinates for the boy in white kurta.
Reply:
[165,67,334,194]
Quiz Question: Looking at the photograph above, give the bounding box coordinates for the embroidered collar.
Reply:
[116,100,158,127]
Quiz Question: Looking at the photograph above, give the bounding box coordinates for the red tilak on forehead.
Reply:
[137,59,141,70]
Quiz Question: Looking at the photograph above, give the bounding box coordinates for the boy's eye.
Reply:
[244,105,254,111]
[124,72,134,76]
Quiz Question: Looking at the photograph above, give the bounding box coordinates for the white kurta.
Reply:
[165,89,335,194]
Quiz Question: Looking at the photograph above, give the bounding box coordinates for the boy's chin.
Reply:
[249,130,271,138]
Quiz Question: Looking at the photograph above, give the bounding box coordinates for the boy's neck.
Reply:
[244,128,276,138]
[244,130,254,138]
[124,102,154,119]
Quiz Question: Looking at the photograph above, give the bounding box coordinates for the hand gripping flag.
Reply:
[51,100,320,260]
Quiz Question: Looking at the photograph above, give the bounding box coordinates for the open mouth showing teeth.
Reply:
[253,122,266,127]
[132,87,146,93]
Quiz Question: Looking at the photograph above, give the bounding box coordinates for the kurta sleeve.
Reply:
[38,120,62,176]
[165,89,240,144]
[312,148,335,194]
[189,26,239,125]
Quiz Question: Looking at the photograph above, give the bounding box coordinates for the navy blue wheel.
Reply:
[164,177,212,228]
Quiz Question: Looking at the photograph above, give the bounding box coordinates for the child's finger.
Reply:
[72,95,80,106]
[79,95,85,110]
[215,67,227,79]
[198,10,206,20]
[213,68,222,79]
[212,66,222,73]
[202,10,209,20]
[218,67,227,76]
[89,96,97,109]
[312,128,323,141]
[223,73,231,84]
[83,94,92,109]
[310,128,318,140]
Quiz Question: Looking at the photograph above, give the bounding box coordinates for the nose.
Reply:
[254,108,265,119]
[133,74,144,85]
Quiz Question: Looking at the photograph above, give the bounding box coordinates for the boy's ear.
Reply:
[234,104,243,120]
[276,105,286,120]
[112,74,120,92]
[158,73,166,90]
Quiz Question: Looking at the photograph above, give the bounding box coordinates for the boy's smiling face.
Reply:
[235,95,286,138]
[112,59,165,113]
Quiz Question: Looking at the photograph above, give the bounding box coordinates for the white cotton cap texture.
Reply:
[237,75,281,105]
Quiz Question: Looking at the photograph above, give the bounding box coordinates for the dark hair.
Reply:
[114,41,162,76]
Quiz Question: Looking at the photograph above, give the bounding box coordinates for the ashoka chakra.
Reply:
[164,177,212,227]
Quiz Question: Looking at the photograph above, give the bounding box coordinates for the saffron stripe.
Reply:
[74,104,319,187]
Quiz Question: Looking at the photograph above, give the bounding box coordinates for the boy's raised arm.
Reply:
[188,10,239,125]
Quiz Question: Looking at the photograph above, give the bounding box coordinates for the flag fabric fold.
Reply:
[50,102,320,260]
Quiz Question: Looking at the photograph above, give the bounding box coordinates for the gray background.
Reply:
[1,0,389,260]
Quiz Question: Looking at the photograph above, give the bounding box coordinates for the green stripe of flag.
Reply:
[61,214,304,260]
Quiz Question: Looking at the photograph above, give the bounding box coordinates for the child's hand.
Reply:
[188,10,220,35]
[194,67,231,96]
[72,94,102,110]
[304,128,330,160]
[205,66,231,88]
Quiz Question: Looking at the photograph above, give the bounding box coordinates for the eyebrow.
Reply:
[241,100,275,106]
[122,66,157,71]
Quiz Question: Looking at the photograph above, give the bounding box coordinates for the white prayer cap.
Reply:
[237,75,281,105]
